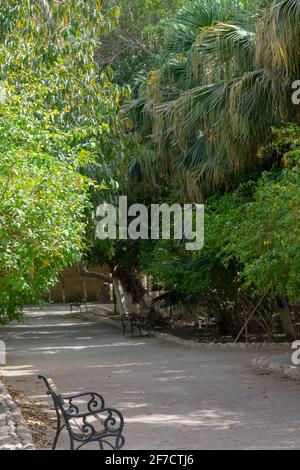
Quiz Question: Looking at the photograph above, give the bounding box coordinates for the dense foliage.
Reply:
[122,0,300,338]
[224,126,300,301]
[0,0,299,339]
[100,0,186,84]
[137,125,300,337]
[140,125,300,303]
[0,107,88,323]
[126,0,300,196]
[0,1,130,322]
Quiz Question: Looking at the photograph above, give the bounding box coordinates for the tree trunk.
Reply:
[59,275,66,304]
[279,297,296,341]
[112,278,127,316]
[80,264,167,322]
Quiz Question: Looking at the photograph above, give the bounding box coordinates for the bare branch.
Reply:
[80,266,113,284]
[118,27,157,59]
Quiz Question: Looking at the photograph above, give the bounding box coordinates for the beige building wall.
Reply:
[48,265,112,303]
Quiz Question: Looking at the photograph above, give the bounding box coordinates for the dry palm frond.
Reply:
[124,0,300,198]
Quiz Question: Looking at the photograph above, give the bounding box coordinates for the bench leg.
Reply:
[68,432,75,450]
[130,319,135,338]
[121,315,127,336]
[52,418,65,450]
[146,321,151,338]
[116,434,125,450]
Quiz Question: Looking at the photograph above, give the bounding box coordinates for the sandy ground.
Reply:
[0,305,299,450]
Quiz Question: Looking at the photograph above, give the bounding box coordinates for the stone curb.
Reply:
[252,356,300,381]
[155,332,291,351]
[84,308,291,352]
[0,381,35,450]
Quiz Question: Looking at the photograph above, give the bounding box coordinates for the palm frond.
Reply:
[197,22,256,75]
[125,0,300,195]
[256,0,300,80]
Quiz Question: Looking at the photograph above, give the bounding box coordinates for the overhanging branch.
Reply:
[80,265,113,284]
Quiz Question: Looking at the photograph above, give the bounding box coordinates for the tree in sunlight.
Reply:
[0,1,130,323]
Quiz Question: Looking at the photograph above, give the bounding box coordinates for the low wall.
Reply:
[48,265,112,303]
[0,381,34,450]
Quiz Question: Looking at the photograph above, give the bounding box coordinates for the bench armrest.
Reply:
[62,392,105,414]
[64,406,125,434]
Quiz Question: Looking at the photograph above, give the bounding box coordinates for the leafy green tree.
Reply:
[0,108,88,323]
[0,1,131,322]
[138,125,300,337]
[100,0,186,84]
[224,126,300,303]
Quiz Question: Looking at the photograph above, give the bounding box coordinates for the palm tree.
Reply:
[125,0,300,197]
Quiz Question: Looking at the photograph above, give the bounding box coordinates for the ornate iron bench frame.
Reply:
[39,375,125,450]
[70,297,88,313]
[121,314,151,338]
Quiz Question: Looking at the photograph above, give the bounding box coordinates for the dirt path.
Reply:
[0,306,299,450]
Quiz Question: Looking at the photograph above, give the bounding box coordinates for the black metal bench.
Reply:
[39,375,125,450]
[70,297,88,313]
[121,313,151,338]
